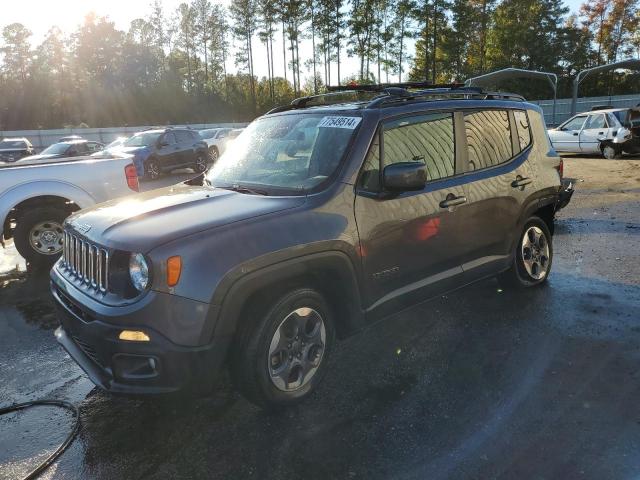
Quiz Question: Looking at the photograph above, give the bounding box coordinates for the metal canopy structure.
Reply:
[465,68,558,123]
[571,59,640,115]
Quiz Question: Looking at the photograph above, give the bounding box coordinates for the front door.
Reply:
[157,131,179,168]
[552,114,587,152]
[579,113,609,154]
[354,112,466,316]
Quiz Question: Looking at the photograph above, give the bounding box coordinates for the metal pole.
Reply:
[571,73,581,116]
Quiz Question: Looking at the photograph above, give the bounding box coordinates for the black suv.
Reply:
[118,128,210,180]
[51,85,571,408]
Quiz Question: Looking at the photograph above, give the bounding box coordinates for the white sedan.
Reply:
[548,108,637,159]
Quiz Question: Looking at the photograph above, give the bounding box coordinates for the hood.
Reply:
[66,183,306,252]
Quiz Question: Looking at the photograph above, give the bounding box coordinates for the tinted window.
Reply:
[0,140,27,149]
[86,142,102,152]
[163,132,177,145]
[562,115,587,131]
[175,130,192,142]
[514,110,532,151]
[465,110,512,170]
[585,114,607,130]
[383,113,455,181]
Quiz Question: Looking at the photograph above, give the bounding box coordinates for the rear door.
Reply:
[551,115,586,152]
[157,131,178,168]
[458,108,535,280]
[354,111,467,315]
[579,113,609,154]
[174,130,194,166]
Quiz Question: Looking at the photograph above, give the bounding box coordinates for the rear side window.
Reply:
[175,131,192,142]
[383,113,455,182]
[465,110,512,170]
[584,114,607,130]
[514,110,532,152]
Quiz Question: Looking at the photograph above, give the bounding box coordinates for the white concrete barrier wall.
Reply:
[0,123,248,151]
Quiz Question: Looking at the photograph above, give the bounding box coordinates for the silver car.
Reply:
[548,107,639,159]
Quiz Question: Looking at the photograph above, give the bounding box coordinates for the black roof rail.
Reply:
[264,83,525,115]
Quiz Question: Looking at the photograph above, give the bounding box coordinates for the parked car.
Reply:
[20,140,104,162]
[91,136,129,157]
[1,155,139,266]
[199,127,234,162]
[548,107,640,159]
[51,85,569,409]
[117,128,210,180]
[0,137,35,162]
[59,135,84,142]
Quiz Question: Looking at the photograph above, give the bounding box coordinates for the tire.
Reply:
[209,147,219,164]
[601,144,621,160]
[231,288,336,409]
[145,158,161,180]
[498,216,553,289]
[13,207,67,267]
[194,152,208,173]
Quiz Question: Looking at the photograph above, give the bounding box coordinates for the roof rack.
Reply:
[265,82,525,115]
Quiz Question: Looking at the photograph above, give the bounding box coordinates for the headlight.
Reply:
[129,253,150,291]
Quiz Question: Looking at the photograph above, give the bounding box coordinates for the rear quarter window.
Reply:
[464,110,512,170]
[514,110,532,152]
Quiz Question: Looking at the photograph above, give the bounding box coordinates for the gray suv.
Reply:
[51,85,571,408]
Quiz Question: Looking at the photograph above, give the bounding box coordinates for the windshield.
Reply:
[40,143,71,155]
[106,138,126,148]
[124,132,162,147]
[0,140,27,149]
[206,113,360,193]
[200,129,218,139]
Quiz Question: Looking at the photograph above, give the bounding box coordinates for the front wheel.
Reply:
[145,158,161,180]
[232,288,335,409]
[498,216,553,289]
[13,207,67,267]
[194,152,208,173]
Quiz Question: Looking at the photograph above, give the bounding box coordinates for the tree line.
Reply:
[0,0,638,130]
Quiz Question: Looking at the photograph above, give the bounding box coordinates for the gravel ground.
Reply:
[0,157,639,480]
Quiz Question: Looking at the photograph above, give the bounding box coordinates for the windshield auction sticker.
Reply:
[318,116,362,129]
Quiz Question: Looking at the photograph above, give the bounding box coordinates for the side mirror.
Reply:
[383,162,427,192]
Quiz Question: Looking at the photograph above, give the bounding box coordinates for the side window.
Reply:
[75,143,89,154]
[383,113,455,182]
[607,113,620,127]
[359,135,381,192]
[163,132,177,145]
[562,115,586,131]
[465,110,512,170]
[175,131,191,143]
[514,110,532,152]
[584,114,606,130]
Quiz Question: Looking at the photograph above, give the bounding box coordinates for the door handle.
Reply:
[598,132,604,135]
[512,176,532,188]
[572,132,579,136]
[439,194,467,208]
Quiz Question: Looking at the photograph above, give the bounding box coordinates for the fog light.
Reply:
[119,330,150,342]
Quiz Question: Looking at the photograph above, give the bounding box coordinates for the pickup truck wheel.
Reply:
[232,288,335,409]
[498,216,553,289]
[146,159,161,180]
[14,207,66,266]
[194,153,208,173]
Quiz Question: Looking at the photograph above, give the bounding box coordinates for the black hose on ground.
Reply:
[0,399,80,480]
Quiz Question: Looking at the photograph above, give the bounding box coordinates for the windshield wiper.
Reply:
[217,184,269,195]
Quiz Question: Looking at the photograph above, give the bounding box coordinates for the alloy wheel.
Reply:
[521,226,550,280]
[267,307,326,392]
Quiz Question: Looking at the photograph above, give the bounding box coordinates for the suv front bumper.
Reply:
[51,271,223,395]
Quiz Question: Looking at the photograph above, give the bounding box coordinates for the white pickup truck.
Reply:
[1,155,139,266]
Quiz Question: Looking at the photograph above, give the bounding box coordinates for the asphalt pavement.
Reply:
[1,158,639,479]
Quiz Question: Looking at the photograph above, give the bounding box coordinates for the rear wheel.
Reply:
[232,288,335,409]
[13,207,66,267]
[498,216,553,289]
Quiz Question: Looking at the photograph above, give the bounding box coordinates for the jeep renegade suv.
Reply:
[51,85,568,408]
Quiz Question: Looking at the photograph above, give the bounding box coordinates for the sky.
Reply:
[2,0,586,85]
